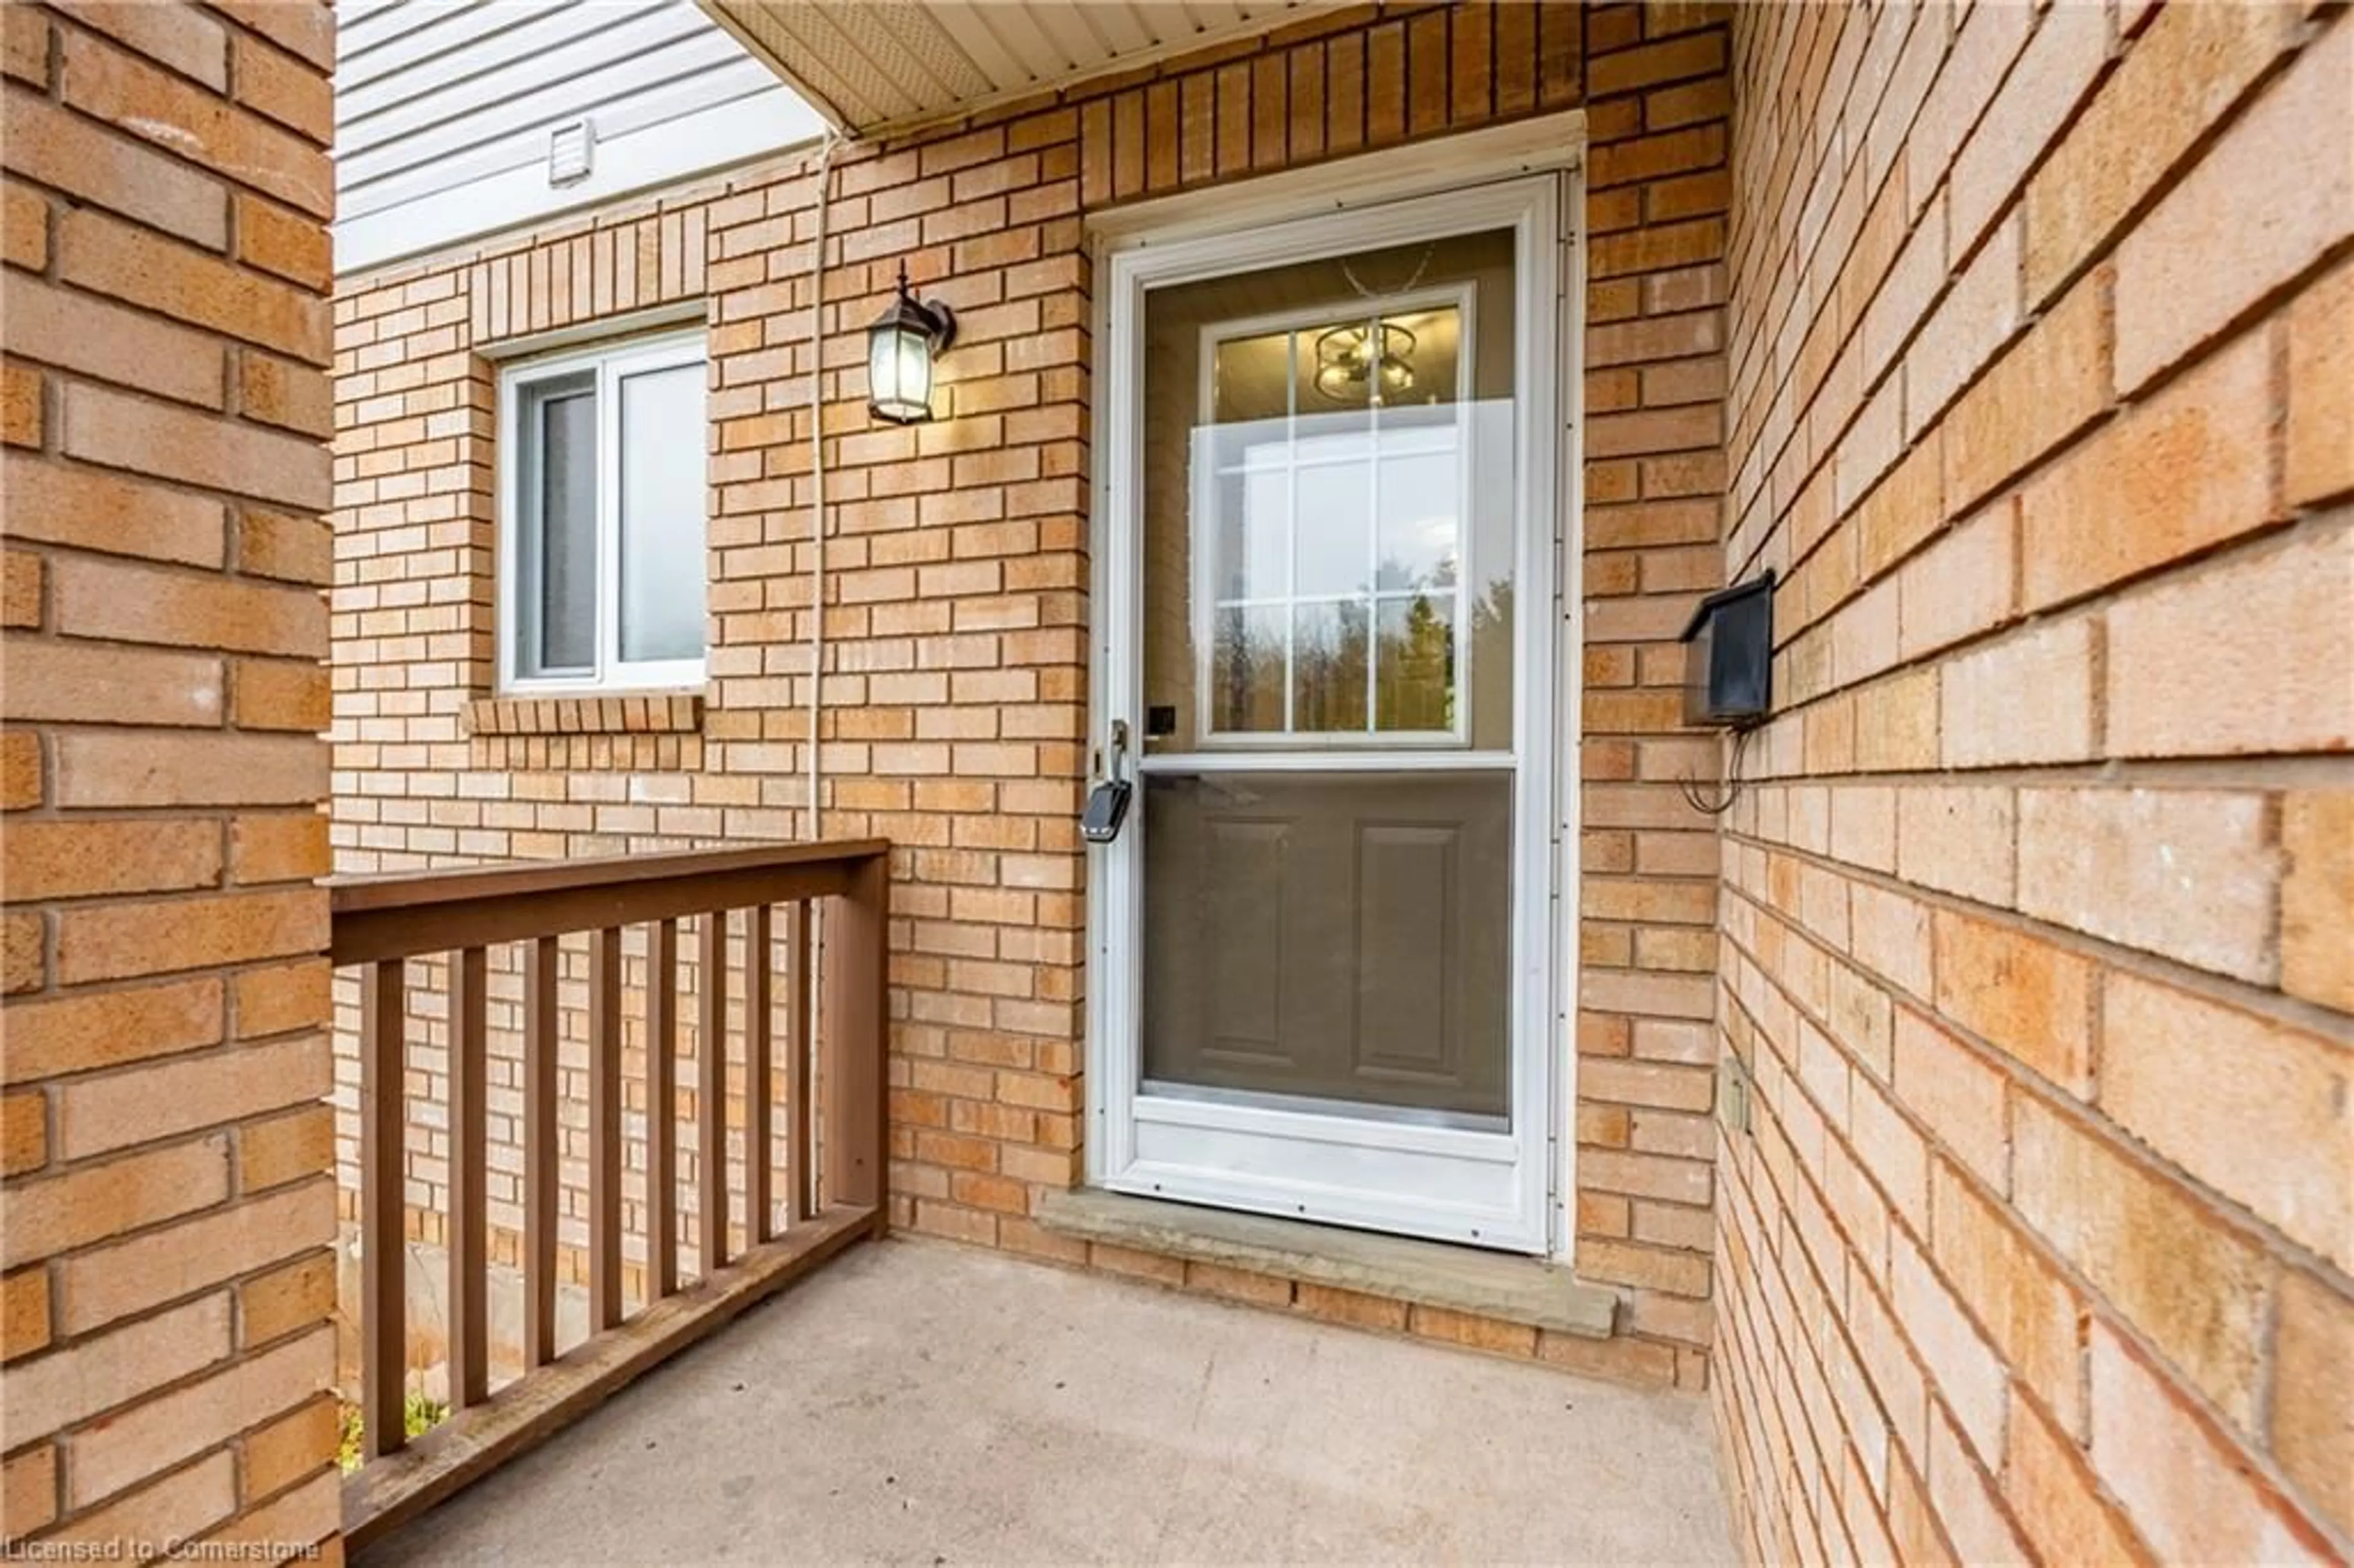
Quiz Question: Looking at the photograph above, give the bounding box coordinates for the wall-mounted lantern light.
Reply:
[866,261,956,424]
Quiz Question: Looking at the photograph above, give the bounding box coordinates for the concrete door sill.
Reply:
[1035,1189,1617,1339]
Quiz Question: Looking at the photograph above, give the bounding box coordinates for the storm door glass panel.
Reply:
[1182,297,1483,744]
[514,372,596,679]
[1137,228,1521,1124]
[1209,604,1287,733]
[1376,596,1454,731]
[615,363,707,664]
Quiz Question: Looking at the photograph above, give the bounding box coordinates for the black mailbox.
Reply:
[1679,571,1774,728]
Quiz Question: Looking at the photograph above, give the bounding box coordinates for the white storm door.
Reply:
[1091,171,1571,1255]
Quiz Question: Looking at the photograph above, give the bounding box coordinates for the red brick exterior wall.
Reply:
[332,1,1737,1390]
[1711,2,2352,1561]
[1,1,341,1555]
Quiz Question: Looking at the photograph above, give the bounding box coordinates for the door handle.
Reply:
[1081,720,1133,843]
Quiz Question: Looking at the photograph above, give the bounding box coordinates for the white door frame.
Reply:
[1084,117,1587,1260]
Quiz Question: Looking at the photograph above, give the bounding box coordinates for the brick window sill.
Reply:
[466,692,705,771]
[467,691,703,737]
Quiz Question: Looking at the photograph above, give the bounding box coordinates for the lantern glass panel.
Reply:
[869,321,934,421]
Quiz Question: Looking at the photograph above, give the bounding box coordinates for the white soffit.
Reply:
[701,1,1342,134]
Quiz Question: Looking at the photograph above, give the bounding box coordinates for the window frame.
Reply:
[1187,282,1481,750]
[495,329,710,696]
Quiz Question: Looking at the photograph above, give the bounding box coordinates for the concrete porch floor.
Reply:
[360,1238,1733,1566]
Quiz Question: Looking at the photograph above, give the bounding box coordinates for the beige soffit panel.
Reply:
[702,1,1342,134]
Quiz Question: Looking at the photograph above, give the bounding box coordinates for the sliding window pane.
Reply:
[617,363,706,666]
[516,375,595,679]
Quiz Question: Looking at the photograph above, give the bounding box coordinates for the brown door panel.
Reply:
[1141,771,1511,1119]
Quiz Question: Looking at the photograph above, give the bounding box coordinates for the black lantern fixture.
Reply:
[866,261,955,424]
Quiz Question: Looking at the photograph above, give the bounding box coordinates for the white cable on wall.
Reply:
[806,131,839,845]
[801,132,840,1220]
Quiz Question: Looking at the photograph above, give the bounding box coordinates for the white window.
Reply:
[497,331,709,691]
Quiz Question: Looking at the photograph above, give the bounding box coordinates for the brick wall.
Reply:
[331,1,1735,1390]
[1,1,341,1555]
[1710,2,2352,1562]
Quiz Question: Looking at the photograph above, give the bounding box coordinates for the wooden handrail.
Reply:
[330,839,893,910]
[337,839,891,1548]
[329,840,890,965]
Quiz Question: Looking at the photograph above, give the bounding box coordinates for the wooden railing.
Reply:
[330,840,889,1548]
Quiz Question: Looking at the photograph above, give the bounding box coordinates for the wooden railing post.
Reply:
[360,959,408,1460]
[449,946,489,1409]
[589,926,623,1331]
[745,904,772,1244]
[787,900,812,1225]
[647,918,679,1299]
[819,855,888,1220]
[698,910,728,1274]
[524,934,559,1366]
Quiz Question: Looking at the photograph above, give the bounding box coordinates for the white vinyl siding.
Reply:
[335,0,823,275]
